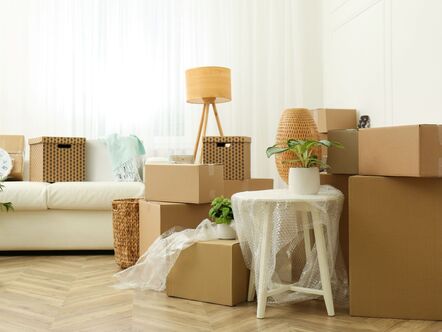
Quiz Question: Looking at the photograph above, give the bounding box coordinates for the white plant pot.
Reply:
[216,223,236,240]
[288,167,320,195]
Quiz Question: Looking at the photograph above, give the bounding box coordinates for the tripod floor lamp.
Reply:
[186,66,231,162]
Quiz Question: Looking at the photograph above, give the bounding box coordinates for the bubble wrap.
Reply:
[232,185,348,305]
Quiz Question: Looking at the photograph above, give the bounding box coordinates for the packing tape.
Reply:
[208,164,215,176]
[209,189,216,200]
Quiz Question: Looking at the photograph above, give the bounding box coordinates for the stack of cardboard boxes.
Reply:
[313,110,442,320]
[140,136,273,306]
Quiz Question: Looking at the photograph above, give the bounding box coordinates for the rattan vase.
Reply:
[275,108,321,183]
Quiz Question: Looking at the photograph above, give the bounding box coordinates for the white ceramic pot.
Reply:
[216,223,236,240]
[288,167,320,195]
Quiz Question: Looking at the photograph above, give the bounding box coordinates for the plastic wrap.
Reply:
[232,185,348,305]
[114,219,217,291]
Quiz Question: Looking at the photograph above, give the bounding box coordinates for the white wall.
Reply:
[322,0,442,126]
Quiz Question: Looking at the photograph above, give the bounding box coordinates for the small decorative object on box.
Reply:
[209,196,236,239]
[267,139,342,195]
[112,198,140,269]
[275,108,321,183]
[0,135,25,180]
[203,136,251,180]
[29,136,86,182]
[358,115,370,128]
[169,155,194,164]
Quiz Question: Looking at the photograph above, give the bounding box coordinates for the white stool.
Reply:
[232,188,343,319]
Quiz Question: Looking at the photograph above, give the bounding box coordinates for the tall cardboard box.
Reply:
[145,164,224,204]
[349,176,442,320]
[223,178,273,198]
[310,109,357,133]
[320,173,349,273]
[359,124,442,177]
[327,129,358,174]
[139,200,210,254]
[0,135,25,180]
[167,240,249,306]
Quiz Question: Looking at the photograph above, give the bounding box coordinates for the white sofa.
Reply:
[0,140,145,250]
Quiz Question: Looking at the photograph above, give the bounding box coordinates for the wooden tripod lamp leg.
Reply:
[211,102,224,136]
[193,104,207,161]
[199,103,210,163]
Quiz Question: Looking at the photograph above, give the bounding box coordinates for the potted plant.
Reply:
[266,139,342,195]
[209,196,236,239]
[0,182,13,212]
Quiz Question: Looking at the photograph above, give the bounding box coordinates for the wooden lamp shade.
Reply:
[186,66,231,162]
[275,108,321,183]
[186,66,231,104]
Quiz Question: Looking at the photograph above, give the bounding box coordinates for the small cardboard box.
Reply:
[310,108,357,133]
[320,173,350,274]
[145,164,224,204]
[139,200,210,255]
[0,135,25,180]
[203,136,251,180]
[29,136,86,182]
[167,240,249,306]
[359,124,442,177]
[327,129,358,174]
[224,178,274,198]
[349,175,442,320]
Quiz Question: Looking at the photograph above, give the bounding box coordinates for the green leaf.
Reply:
[266,145,289,158]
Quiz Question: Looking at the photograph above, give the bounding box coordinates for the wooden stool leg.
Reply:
[193,105,206,161]
[199,104,209,163]
[311,208,335,316]
[248,268,256,302]
[211,102,224,136]
[256,214,271,319]
[301,211,312,259]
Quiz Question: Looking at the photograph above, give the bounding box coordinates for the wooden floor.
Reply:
[0,255,441,332]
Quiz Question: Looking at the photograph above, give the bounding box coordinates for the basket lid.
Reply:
[29,136,86,145]
[203,136,251,143]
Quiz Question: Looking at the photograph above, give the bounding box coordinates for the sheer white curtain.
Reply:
[0,0,309,179]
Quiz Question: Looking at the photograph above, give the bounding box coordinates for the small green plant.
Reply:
[209,196,233,225]
[0,182,13,212]
[266,139,343,169]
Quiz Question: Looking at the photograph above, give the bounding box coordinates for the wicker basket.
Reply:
[275,108,321,183]
[112,199,140,269]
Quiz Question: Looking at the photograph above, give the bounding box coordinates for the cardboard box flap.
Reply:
[203,136,251,144]
[0,135,25,153]
[29,136,86,145]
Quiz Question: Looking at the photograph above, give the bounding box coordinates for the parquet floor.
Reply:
[0,255,441,332]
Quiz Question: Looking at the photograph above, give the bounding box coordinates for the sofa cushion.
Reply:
[0,182,48,211]
[47,182,145,210]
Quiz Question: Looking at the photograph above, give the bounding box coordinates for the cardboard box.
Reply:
[29,136,86,182]
[320,174,349,274]
[327,129,358,174]
[0,135,25,180]
[310,108,357,133]
[138,200,210,255]
[167,240,249,306]
[203,136,251,180]
[145,164,224,204]
[224,178,274,198]
[359,124,442,177]
[349,175,442,320]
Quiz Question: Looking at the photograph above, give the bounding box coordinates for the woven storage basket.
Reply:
[112,199,140,269]
[275,108,321,183]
